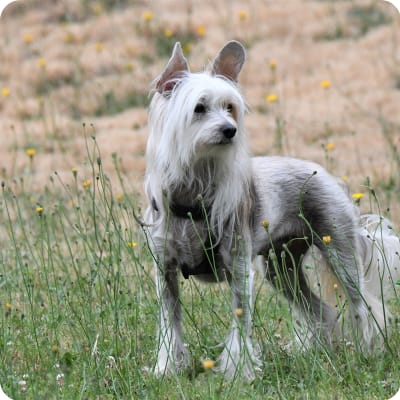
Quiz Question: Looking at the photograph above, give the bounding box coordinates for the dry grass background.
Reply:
[0,0,399,219]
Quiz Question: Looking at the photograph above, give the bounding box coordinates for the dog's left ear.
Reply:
[211,40,246,82]
[156,42,189,94]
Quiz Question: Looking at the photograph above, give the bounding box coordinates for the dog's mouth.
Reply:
[215,137,234,145]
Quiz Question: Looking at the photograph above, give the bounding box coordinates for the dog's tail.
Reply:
[358,214,400,302]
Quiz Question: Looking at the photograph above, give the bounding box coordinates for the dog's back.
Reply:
[250,156,357,256]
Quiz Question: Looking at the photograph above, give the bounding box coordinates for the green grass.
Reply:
[315,2,392,41]
[94,90,149,117]
[0,135,399,400]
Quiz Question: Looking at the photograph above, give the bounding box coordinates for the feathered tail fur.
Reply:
[300,213,400,349]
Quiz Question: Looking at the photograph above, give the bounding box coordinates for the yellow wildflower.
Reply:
[116,193,124,201]
[325,143,335,151]
[71,167,78,177]
[341,175,348,182]
[202,359,215,370]
[322,235,331,245]
[95,42,104,53]
[266,93,278,103]
[238,10,249,21]
[142,11,153,22]
[83,179,92,189]
[351,193,364,200]
[36,206,44,214]
[261,219,269,229]
[196,25,206,37]
[5,302,11,311]
[320,79,331,89]
[269,59,277,70]
[127,241,137,248]
[23,33,33,44]
[25,148,36,158]
[38,58,47,69]
[164,28,174,38]
[234,308,243,317]
[2,87,10,97]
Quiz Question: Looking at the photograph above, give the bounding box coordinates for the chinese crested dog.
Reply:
[144,40,400,381]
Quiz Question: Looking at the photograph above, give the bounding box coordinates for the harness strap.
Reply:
[181,237,220,279]
[169,201,205,221]
[151,197,219,279]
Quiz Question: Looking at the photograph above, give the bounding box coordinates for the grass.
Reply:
[315,2,392,41]
[94,90,149,117]
[0,136,399,400]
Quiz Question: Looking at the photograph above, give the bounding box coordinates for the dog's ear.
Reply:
[156,42,189,94]
[211,41,246,82]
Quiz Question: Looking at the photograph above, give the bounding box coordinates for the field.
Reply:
[0,0,399,399]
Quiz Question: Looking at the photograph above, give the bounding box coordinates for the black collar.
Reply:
[152,197,209,221]
[169,201,206,220]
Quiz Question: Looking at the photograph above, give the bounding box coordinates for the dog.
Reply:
[144,40,400,381]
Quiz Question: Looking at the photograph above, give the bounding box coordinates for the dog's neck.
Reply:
[151,157,224,222]
[168,157,222,209]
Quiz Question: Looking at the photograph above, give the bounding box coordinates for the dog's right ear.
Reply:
[156,42,189,94]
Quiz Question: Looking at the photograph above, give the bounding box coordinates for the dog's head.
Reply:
[148,41,247,164]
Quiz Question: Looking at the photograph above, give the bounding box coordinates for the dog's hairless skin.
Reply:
[143,41,398,381]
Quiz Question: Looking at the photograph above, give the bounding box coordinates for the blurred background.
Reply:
[0,0,399,219]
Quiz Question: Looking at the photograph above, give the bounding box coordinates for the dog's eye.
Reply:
[194,103,206,114]
[226,103,234,114]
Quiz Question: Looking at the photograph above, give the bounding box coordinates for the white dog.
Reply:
[144,40,399,381]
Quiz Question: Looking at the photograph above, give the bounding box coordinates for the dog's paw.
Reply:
[215,339,262,382]
[153,346,191,378]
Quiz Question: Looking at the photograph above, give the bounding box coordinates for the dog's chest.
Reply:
[167,218,222,279]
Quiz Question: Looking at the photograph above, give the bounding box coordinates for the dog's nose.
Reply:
[221,124,236,139]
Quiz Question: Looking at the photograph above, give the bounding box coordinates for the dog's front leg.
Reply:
[216,254,261,382]
[153,256,189,377]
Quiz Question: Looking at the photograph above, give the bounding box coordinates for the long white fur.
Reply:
[146,72,252,244]
[360,214,400,301]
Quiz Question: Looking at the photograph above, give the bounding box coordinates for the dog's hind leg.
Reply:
[266,237,338,349]
[152,242,189,376]
[216,251,262,382]
[315,233,388,351]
